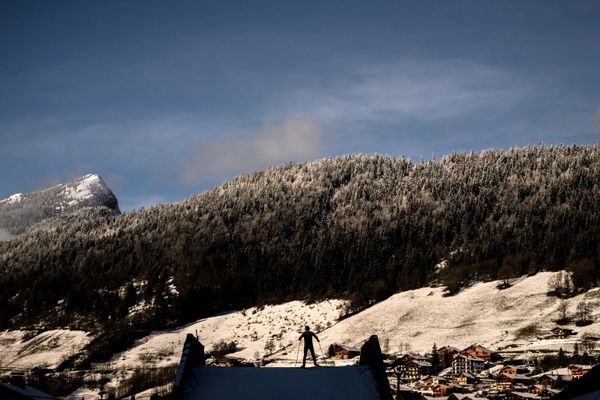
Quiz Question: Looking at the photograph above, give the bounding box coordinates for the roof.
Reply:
[510,392,540,399]
[338,344,360,352]
[0,383,56,400]
[499,373,531,381]
[461,344,495,354]
[458,372,476,379]
[180,366,381,400]
[449,394,489,400]
[410,360,432,368]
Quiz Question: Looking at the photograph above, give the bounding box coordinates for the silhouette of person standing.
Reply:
[298,325,320,367]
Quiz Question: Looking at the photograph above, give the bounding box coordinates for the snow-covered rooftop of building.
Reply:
[180,365,380,400]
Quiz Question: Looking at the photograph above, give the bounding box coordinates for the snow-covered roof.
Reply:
[338,344,360,352]
[180,366,381,400]
[411,360,432,367]
[461,344,496,354]
[499,373,531,381]
[509,392,540,399]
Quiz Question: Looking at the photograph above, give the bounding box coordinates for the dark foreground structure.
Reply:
[551,364,600,400]
[0,379,56,400]
[173,334,392,400]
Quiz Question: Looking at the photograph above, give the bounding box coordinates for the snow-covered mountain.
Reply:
[0,174,119,237]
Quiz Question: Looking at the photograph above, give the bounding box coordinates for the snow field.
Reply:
[320,272,600,356]
[0,329,91,369]
[104,299,347,370]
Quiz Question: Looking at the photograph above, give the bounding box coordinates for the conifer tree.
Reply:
[431,343,440,374]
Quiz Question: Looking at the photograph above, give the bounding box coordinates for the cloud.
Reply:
[277,59,530,123]
[0,228,17,242]
[181,117,323,184]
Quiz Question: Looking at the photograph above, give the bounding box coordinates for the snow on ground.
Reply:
[318,272,600,357]
[104,299,347,370]
[105,272,600,373]
[0,330,92,369]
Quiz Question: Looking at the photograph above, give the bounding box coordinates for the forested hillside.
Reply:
[0,145,598,347]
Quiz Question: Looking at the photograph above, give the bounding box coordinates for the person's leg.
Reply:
[310,345,318,365]
[302,345,308,367]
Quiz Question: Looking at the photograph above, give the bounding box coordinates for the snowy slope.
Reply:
[0,330,91,370]
[101,272,600,373]
[3,272,598,374]
[319,272,600,356]
[106,300,347,369]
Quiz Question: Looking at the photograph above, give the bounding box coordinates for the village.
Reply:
[326,328,598,400]
[183,324,599,400]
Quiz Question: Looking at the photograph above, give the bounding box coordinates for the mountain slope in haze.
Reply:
[0,145,598,351]
[0,174,120,237]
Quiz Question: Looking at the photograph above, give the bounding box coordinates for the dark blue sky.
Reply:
[1,1,599,210]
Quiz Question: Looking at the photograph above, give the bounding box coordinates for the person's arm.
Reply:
[298,333,303,341]
[313,332,320,342]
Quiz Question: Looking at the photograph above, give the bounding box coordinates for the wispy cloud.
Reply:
[277,59,530,123]
[181,117,323,184]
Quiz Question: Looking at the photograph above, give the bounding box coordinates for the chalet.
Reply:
[452,354,485,376]
[432,384,452,397]
[438,346,460,356]
[500,365,531,376]
[455,372,479,385]
[419,375,449,392]
[534,373,560,388]
[460,344,499,362]
[496,374,532,392]
[173,334,393,400]
[395,359,433,380]
[568,364,592,379]
[334,344,360,359]
[529,384,551,397]
[548,327,576,339]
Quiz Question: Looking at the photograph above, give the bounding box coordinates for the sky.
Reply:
[1,1,599,211]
